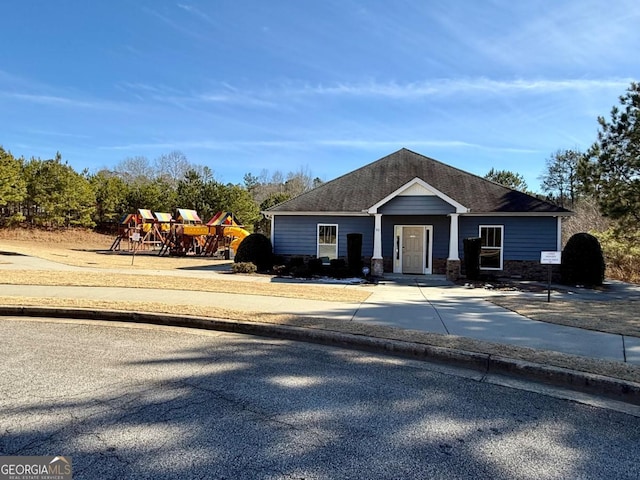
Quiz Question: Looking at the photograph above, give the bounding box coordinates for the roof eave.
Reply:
[262,211,369,217]
[463,211,574,217]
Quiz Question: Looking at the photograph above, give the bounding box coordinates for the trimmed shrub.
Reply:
[308,258,324,275]
[272,255,286,266]
[561,232,605,286]
[231,262,257,274]
[272,264,288,276]
[329,258,350,278]
[329,258,346,269]
[291,265,312,278]
[288,256,305,269]
[234,233,273,271]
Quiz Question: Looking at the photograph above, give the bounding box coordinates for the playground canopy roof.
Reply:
[120,213,137,225]
[138,209,155,221]
[177,208,202,223]
[154,212,173,223]
[206,212,242,226]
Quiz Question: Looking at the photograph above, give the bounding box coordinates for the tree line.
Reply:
[1,81,639,258]
[485,82,640,281]
[484,82,640,230]
[0,148,321,233]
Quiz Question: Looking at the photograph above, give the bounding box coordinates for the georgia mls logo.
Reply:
[0,456,72,480]
[49,457,71,474]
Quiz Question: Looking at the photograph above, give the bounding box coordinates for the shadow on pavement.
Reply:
[1,321,638,479]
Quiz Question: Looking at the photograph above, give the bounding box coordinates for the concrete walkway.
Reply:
[1,251,639,366]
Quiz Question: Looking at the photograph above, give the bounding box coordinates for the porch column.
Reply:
[556,216,562,251]
[371,213,384,276]
[448,213,460,260]
[447,213,461,281]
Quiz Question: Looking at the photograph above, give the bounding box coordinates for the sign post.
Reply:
[540,251,562,302]
[131,232,141,266]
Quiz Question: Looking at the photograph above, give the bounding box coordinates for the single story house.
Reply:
[263,148,571,280]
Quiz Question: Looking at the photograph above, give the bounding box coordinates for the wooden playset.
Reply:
[110,208,249,258]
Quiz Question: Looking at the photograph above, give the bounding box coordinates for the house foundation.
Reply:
[446,259,461,281]
[371,258,384,277]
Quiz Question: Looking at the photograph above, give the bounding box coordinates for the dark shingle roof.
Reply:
[267,149,570,214]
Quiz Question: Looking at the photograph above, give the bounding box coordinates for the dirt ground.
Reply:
[0,229,370,303]
[490,296,640,338]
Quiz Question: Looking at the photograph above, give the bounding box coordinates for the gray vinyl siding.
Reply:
[459,216,558,262]
[381,215,451,260]
[273,215,374,258]
[379,196,456,215]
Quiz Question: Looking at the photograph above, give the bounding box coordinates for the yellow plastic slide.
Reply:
[224,226,250,253]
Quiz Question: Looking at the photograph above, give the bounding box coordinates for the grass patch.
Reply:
[0,270,371,303]
[490,296,640,338]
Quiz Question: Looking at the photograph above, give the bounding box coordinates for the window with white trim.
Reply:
[479,225,503,270]
[317,224,338,260]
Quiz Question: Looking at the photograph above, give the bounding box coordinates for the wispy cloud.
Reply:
[177,3,217,26]
[26,129,91,139]
[197,93,276,108]
[99,138,540,154]
[117,81,276,108]
[0,91,123,110]
[143,6,208,41]
[291,77,634,99]
[114,76,634,111]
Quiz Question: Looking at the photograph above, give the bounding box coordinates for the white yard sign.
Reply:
[540,251,561,265]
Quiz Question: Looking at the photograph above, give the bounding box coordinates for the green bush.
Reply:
[291,266,312,278]
[329,258,346,269]
[308,258,324,274]
[329,258,351,278]
[561,232,605,286]
[234,233,273,271]
[288,256,305,269]
[231,262,257,274]
[272,264,287,276]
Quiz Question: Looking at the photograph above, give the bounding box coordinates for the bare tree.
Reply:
[115,156,154,182]
[155,150,190,187]
[562,196,611,245]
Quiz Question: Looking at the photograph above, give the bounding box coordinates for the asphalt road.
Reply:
[1,317,639,480]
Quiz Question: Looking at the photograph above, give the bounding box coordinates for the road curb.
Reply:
[2,305,640,406]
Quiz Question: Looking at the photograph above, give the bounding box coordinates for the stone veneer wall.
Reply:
[277,255,557,282]
[460,260,560,282]
[432,258,447,275]
[502,260,561,282]
[446,260,462,281]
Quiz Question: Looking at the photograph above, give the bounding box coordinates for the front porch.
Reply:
[370,213,462,281]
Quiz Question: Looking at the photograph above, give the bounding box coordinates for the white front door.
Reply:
[394,225,433,274]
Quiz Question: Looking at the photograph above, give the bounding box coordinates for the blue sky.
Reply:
[2,1,639,191]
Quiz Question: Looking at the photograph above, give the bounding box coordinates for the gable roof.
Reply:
[267,148,570,215]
